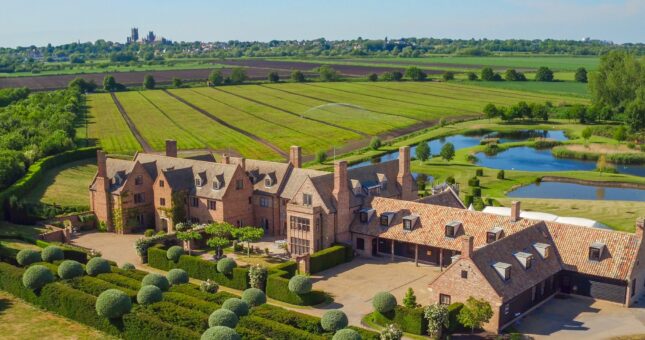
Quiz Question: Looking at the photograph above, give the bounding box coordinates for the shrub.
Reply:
[288,275,312,294]
[369,137,382,150]
[137,285,163,305]
[310,244,351,274]
[201,326,240,340]
[67,276,137,301]
[57,260,84,279]
[16,249,41,266]
[242,288,266,306]
[373,306,426,335]
[97,272,141,291]
[121,262,135,270]
[145,300,209,331]
[142,273,170,291]
[467,177,480,187]
[22,264,54,290]
[475,168,484,176]
[497,170,505,180]
[251,304,324,334]
[208,308,239,328]
[123,309,201,340]
[447,302,465,333]
[321,310,349,332]
[144,229,155,237]
[167,268,189,285]
[163,291,219,315]
[95,288,132,319]
[333,328,362,340]
[216,258,237,275]
[372,292,396,313]
[222,298,249,316]
[472,187,482,197]
[41,246,64,262]
[167,246,184,262]
[238,315,323,340]
[248,264,267,289]
[200,279,219,294]
[85,257,111,276]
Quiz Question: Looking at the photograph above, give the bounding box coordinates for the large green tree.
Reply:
[534,66,554,81]
[405,66,427,81]
[440,143,455,161]
[143,74,155,89]
[458,297,493,333]
[232,226,265,257]
[205,222,233,259]
[415,142,430,162]
[208,69,224,86]
[103,75,117,91]
[230,67,248,84]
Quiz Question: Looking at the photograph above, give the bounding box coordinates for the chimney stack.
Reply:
[511,201,521,222]
[397,146,415,200]
[332,161,351,242]
[165,140,177,158]
[221,153,230,164]
[461,235,474,259]
[289,146,302,168]
[636,217,645,238]
[97,150,107,178]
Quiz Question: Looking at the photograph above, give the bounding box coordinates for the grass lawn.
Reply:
[461,79,590,98]
[0,291,116,340]
[0,239,41,251]
[0,221,46,239]
[82,93,142,155]
[23,159,96,208]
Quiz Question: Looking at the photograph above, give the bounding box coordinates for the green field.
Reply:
[461,79,590,98]
[83,93,142,154]
[23,159,97,208]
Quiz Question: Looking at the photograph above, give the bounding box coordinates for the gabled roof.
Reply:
[89,158,135,193]
[415,186,466,209]
[240,159,292,195]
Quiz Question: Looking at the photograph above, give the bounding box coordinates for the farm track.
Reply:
[162,89,288,158]
[109,93,152,152]
[213,87,368,137]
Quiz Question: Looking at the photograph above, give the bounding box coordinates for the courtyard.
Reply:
[70,231,142,267]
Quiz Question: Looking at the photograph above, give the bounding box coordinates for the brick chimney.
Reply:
[289,146,302,168]
[636,217,645,238]
[93,150,112,231]
[461,235,474,259]
[511,201,521,222]
[221,153,230,164]
[97,150,107,179]
[397,146,415,200]
[165,140,177,158]
[332,160,351,242]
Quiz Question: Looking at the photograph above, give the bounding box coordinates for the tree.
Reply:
[613,125,627,141]
[143,74,155,89]
[581,127,592,142]
[172,77,183,88]
[176,230,202,256]
[575,67,588,83]
[318,65,339,82]
[403,288,417,308]
[369,137,382,150]
[405,66,427,81]
[68,77,97,92]
[440,143,455,161]
[205,223,233,259]
[480,67,495,81]
[103,75,117,91]
[382,71,403,81]
[482,103,498,121]
[530,103,548,121]
[457,297,493,333]
[267,71,280,83]
[315,150,327,164]
[424,303,449,339]
[466,72,478,81]
[442,71,454,81]
[596,154,608,173]
[367,73,378,81]
[291,70,306,82]
[207,237,230,259]
[535,66,554,81]
[230,68,247,84]
[504,69,519,81]
[415,142,430,162]
[209,69,224,86]
[232,227,265,257]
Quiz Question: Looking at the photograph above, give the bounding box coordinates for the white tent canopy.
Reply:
[482,206,610,230]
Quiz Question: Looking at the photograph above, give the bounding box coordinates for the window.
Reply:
[213,181,222,190]
[159,197,166,206]
[525,257,533,269]
[486,232,497,244]
[208,200,216,210]
[632,279,637,297]
[540,281,545,296]
[445,225,455,238]
[357,238,365,250]
[134,193,145,204]
[359,211,368,223]
[531,286,537,302]
[190,197,199,207]
[195,178,202,187]
[439,294,451,305]
[504,304,510,315]
[190,217,200,224]
[264,178,273,187]
[290,237,310,255]
[461,270,468,279]
[380,215,389,227]
[159,180,165,187]
[137,213,145,225]
[290,216,311,231]
[589,247,601,261]
[302,193,312,206]
[236,179,244,190]
[135,176,143,185]
[403,219,412,230]
[259,197,270,208]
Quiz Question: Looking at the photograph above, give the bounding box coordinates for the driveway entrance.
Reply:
[70,232,143,267]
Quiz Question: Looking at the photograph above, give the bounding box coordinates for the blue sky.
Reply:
[0,0,643,47]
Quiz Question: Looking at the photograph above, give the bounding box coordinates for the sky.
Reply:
[0,0,643,47]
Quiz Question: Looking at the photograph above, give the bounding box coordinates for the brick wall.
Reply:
[220,166,254,227]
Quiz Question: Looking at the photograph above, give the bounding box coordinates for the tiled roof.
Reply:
[89,158,134,193]
[415,187,466,209]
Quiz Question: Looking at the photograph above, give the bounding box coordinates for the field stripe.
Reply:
[110,93,153,152]
[162,89,288,158]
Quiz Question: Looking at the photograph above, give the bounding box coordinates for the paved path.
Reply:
[70,232,142,266]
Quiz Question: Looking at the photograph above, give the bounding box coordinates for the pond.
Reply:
[475,146,645,177]
[507,181,645,202]
[350,129,567,169]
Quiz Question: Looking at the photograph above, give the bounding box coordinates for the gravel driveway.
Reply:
[70,232,143,267]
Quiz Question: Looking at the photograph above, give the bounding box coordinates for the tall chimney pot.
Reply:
[97,150,107,178]
[289,146,302,168]
[461,235,474,259]
[165,140,177,158]
[511,201,521,222]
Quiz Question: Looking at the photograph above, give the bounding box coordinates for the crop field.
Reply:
[83,93,141,154]
[461,79,590,98]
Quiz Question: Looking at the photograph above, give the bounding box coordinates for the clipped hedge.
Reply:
[209,309,239,328]
[241,288,266,307]
[251,304,324,334]
[137,285,163,305]
[57,260,84,279]
[266,261,326,306]
[167,268,189,285]
[163,292,220,315]
[41,246,64,263]
[321,310,348,332]
[97,272,143,291]
[86,257,111,276]
[169,284,237,304]
[147,301,209,332]
[238,315,325,340]
[372,306,427,335]
[22,264,54,290]
[16,249,41,266]
[222,298,249,317]
[67,276,137,301]
[333,328,361,340]
[123,307,201,340]
[142,273,170,291]
[310,244,352,274]
[201,326,240,340]
[95,288,132,319]
[447,302,465,333]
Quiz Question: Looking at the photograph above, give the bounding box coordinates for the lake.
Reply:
[507,181,645,201]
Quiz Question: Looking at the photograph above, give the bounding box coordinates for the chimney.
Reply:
[636,217,645,238]
[238,158,246,171]
[165,140,177,158]
[461,235,474,259]
[332,161,351,242]
[97,150,107,178]
[511,201,521,222]
[221,153,230,164]
[289,146,302,168]
[397,146,415,200]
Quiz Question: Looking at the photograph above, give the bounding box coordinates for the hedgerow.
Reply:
[372,306,427,335]
[146,301,209,332]
[238,315,325,340]
[123,307,201,340]
[309,244,352,274]
[163,292,219,315]
[201,326,240,340]
[266,261,326,305]
[67,276,137,301]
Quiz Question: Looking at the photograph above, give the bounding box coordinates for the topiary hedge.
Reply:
[166,246,184,262]
[121,262,135,270]
[123,308,201,340]
[288,275,312,294]
[201,326,240,340]
[266,261,326,306]
[141,273,170,291]
[321,310,349,332]
[137,285,163,305]
[16,249,41,266]
[22,264,54,290]
[372,306,427,335]
[309,244,352,274]
[216,258,236,275]
[221,298,249,317]
[95,288,132,319]
[145,300,209,331]
[241,288,266,307]
[372,292,396,313]
[67,275,137,302]
[238,315,325,340]
[57,260,84,279]
[333,328,362,340]
[167,268,189,285]
[41,246,64,262]
[447,302,466,333]
[208,308,239,328]
[85,257,111,276]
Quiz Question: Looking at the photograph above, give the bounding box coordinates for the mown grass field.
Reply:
[23,159,97,208]
[83,93,141,154]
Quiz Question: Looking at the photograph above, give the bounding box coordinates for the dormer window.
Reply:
[493,262,512,281]
[359,208,375,224]
[514,252,534,270]
[380,212,395,227]
[486,226,503,243]
[360,211,368,223]
[212,181,222,190]
[533,243,551,259]
[589,242,606,261]
[265,178,273,187]
[445,221,462,238]
[402,214,419,231]
[195,178,203,187]
[377,173,388,191]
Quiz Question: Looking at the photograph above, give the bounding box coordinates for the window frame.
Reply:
[134,193,145,204]
[208,200,216,210]
[235,179,244,190]
[159,180,165,187]
[439,294,451,305]
[302,193,313,206]
[190,196,199,208]
[134,175,143,186]
[589,247,601,261]
[159,197,166,206]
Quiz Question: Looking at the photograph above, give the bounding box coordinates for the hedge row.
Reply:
[67,276,137,301]
[372,306,427,335]
[147,247,249,290]
[310,244,352,274]
[146,301,209,332]
[123,307,200,340]
[266,261,326,306]
[252,304,324,333]
[169,283,237,304]
[239,315,325,340]
[163,292,220,315]
[96,272,141,291]
[0,235,88,264]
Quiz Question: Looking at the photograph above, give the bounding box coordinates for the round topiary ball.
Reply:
[372,291,397,313]
[221,298,249,317]
[57,260,84,279]
[86,257,111,276]
[166,246,184,262]
[216,258,237,275]
[201,326,240,340]
[167,268,189,285]
[141,273,170,291]
[333,328,362,340]
[241,288,266,307]
[321,310,349,332]
[41,246,64,263]
[288,275,312,294]
[121,262,135,270]
[22,265,54,290]
[16,249,41,266]
[208,308,239,328]
[137,285,163,305]
[95,289,132,319]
